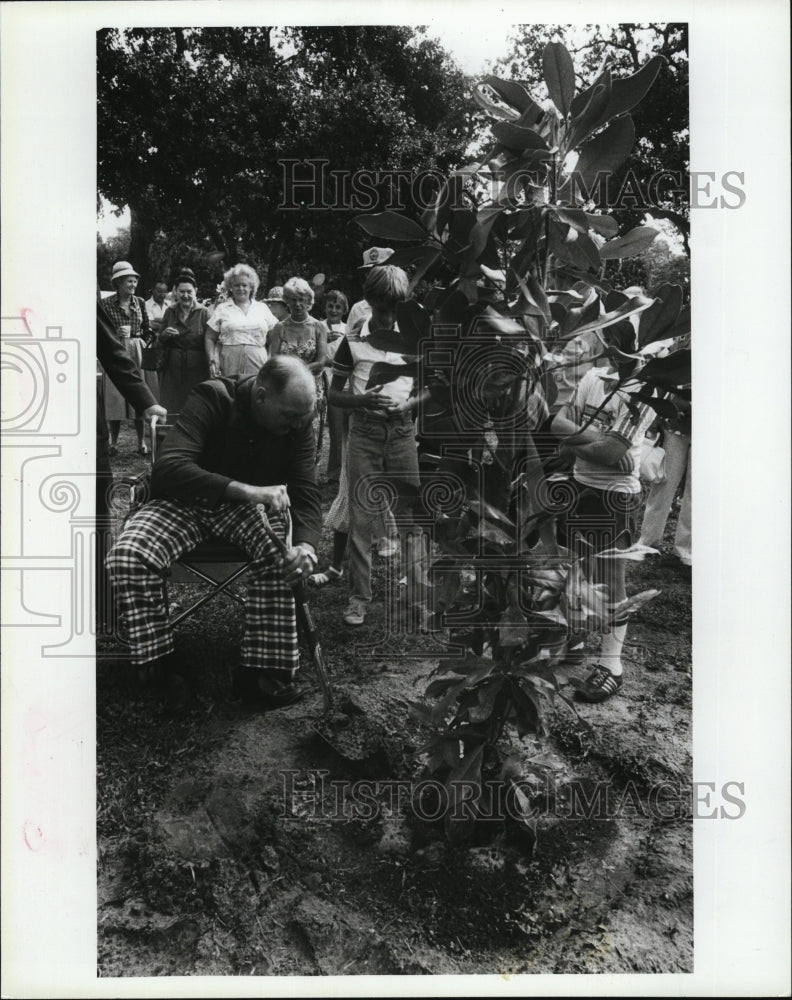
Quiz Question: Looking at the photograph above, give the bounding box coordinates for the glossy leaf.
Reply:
[408,246,445,292]
[561,293,601,337]
[668,303,691,341]
[549,301,568,327]
[386,244,439,269]
[585,213,619,237]
[509,206,543,242]
[467,498,515,529]
[480,264,507,286]
[395,299,431,350]
[468,205,504,258]
[602,319,639,355]
[476,519,515,547]
[565,115,635,194]
[632,393,681,419]
[567,70,612,147]
[492,121,549,152]
[449,207,477,249]
[435,288,470,327]
[466,304,526,338]
[574,232,603,270]
[557,267,613,296]
[599,225,659,260]
[637,283,683,348]
[542,42,576,117]
[551,205,589,234]
[635,349,691,389]
[365,360,419,389]
[467,678,508,721]
[472,81,521,121]
[353,211,427,242]
[436,174,467,236]
[482,75,544,122]
[548,220,599,272]
[560,295,654,340]
[425,674,468,699]
[609,588,661,620]
[597,543,661,561]
[605,55,666,120]
[517,272,551,323]
[509,681,542,737]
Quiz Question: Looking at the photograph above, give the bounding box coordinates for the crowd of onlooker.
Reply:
[98,249,690,711]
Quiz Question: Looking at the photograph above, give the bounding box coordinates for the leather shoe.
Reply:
[236,668,304,711]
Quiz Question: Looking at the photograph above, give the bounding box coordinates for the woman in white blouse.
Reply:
[205,263,278,378]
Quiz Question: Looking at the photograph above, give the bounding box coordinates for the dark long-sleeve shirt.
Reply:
[151,375,322,550]
[97,300,157,452]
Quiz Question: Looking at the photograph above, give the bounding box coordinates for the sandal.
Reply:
[309,566,343,588]
[137,442,149,456]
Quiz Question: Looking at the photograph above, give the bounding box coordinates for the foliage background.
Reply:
[97,24,688,299]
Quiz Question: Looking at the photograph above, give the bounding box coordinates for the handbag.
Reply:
[639,438,667,485]
[140,336,165,372]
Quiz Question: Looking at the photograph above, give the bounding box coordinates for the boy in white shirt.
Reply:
[328,265,425,627]
[552,363,655,702]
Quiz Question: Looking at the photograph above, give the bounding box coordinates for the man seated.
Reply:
[107,355,321,711]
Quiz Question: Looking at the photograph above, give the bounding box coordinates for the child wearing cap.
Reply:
[328,264,427,628]
[346,247,395,333]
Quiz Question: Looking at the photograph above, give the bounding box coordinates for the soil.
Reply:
[97,424,692,977]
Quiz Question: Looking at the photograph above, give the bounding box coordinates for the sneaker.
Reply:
[376,537,399,559]
[571,664,623,703]
[343,599,367,626]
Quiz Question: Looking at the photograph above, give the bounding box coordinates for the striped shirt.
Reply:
[569,369,654,493]
[332,319,414,405]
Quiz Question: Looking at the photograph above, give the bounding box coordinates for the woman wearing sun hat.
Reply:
[101,260,159,455]
[264,286,290,323]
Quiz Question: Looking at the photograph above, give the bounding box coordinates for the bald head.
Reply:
[252,355,316,435]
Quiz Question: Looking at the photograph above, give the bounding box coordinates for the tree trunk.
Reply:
[127,206,156,292]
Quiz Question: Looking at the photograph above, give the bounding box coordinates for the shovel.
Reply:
[257,507,333,713]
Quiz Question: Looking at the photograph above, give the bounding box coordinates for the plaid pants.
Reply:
[107,499,297,681]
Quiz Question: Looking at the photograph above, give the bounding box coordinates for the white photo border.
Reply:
[1,1,789,996]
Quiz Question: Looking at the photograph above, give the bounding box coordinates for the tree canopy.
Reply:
[97,26,475,294]
[496,24,689,253]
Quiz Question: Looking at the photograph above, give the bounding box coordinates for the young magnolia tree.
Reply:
[354,41,691,842]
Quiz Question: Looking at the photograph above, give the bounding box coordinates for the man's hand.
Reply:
[251,485,290,512]
[159,326,181,343]
[281,543,317,586]
[224,482,290,509]
[143,404,168,421]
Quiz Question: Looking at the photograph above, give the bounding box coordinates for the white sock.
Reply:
[600,622,627,676]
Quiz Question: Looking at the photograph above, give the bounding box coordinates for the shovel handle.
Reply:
[258,507,333,712]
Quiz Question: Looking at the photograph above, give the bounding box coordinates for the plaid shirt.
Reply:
[102,293,150,339]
